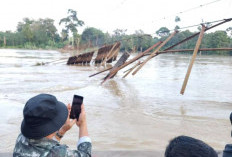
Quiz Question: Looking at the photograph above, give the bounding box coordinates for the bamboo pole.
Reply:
[180,25,206,95]
[122,61,141,78]
[4,36,6,46]
[123,63,141,73]
[89,67,113,77]
[132,31,178,76]
[160,48,232,53]
[143,48,232,56]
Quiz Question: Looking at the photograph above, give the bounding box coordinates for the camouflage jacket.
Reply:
[13,134,92,157]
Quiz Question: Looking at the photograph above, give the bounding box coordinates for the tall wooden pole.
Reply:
[180,25,206,95]
[4,36,6,47]
[132,31,178,75]
[89,67,113,77]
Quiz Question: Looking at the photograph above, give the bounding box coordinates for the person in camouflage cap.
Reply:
[13,94,91,157]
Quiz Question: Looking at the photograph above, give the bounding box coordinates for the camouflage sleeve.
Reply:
[66,142,92,157]
[48,142,92,157]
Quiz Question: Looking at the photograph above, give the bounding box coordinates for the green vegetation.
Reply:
[59,9,84,48]
[0,9,231,55]
[81,27,106,47]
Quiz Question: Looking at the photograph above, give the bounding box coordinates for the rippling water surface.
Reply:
[0,49,232,152]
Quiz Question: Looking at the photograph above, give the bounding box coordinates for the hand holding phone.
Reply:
[70,95,83,120]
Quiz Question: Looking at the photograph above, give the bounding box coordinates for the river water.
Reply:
[0,49,231,152]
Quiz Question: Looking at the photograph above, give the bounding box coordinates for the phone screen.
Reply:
[70,95,83,120]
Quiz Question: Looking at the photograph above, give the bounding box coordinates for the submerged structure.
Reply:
[94,42,120,64]
[67,42,121,65]
[67,51,94,65]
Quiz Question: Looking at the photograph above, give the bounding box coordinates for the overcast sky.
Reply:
[0,0,231,35]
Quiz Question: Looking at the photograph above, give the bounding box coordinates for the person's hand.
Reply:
[59,104,76,135]
[76,104,87,127]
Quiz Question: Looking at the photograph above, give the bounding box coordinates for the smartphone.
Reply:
[70,95,83,120]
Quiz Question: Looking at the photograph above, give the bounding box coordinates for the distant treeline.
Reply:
[0,9,232,55]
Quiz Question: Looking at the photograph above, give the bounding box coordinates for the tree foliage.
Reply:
[0,13,231,55]
[81,27,105,46]
[156,27,170,37]
[226,27,232,37]
[59,9,84,47]
[175,16,181,22]
[0,17,60,48]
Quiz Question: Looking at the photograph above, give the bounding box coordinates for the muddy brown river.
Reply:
[0,49,231,153]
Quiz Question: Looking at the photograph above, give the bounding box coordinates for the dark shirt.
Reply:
[223,144,232,157]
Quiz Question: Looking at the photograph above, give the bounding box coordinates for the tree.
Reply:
[202,31,230,54]
[61,29,68,41]
[226,27,232,37]
[122,35,134,52]
[15,17,59,47]
[17,18,34,32]
[81,27,105,46]
[31,20,48,46]
[0,31,25,47]
[17,18,34,42]
[175,16,181,22]
[112,29,127,51]
[175,25,180,30]
[113,29,127,37]
[205,31,230,47]
[42,18,57,42]
[134,30,152,52]
[59,9,84,47]
[156,27,170,37]
[31,18,58,46]
[166,30,195,50]
[174,16,181,31]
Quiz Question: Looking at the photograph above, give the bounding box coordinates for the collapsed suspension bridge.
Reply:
[42,18,232,95]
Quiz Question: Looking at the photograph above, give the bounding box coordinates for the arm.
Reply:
[55,104,76,142]
[77,104,89,138]
[54,103,92,157]
[72,104,92,157]
[58,104,89,139]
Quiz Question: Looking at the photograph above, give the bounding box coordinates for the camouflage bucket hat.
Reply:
[21,94,68,139]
